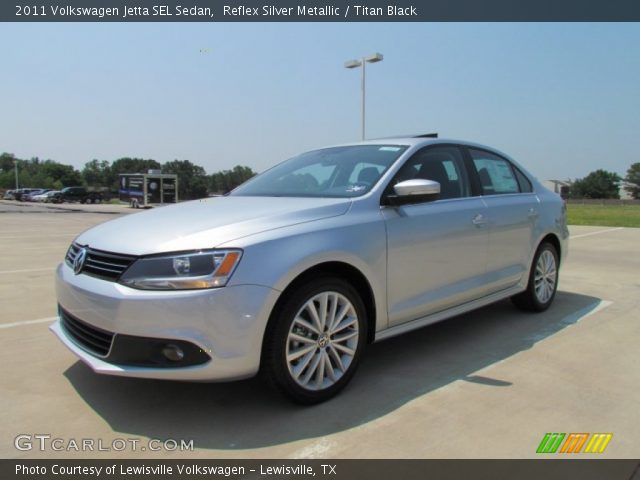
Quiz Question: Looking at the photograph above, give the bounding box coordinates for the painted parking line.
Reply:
[472,299,613,368]
[524,299,613,343]
[570,227,624,239]
[0,316,57,329]
[0,267,56,275]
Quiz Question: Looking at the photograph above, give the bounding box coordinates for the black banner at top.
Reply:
[3,0,640,22]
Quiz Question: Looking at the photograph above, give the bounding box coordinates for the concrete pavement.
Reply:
[1,206,638,459]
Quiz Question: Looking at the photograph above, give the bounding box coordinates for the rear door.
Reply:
[466,147,538,293]
[383,145,490,326]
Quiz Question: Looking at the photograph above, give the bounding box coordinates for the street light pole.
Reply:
[14,159,19,190]
[344,52,383,141]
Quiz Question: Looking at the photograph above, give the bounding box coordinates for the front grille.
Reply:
[65,243,81,266]
[65,243,136,281]
[59,307,114,357]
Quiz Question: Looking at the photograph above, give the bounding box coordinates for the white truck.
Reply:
[118,171,178,208]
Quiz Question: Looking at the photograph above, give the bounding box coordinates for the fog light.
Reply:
[161,344,185,362]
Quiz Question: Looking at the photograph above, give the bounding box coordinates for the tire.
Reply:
[512,242,559,312]
[262,277,367,404]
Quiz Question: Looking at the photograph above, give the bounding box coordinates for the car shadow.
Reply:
[63,291,602,450]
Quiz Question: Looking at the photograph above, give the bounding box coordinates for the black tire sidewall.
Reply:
[266,277,367,404]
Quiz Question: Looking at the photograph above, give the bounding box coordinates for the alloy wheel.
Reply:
[534,249,557,304]
[285,291,359,391]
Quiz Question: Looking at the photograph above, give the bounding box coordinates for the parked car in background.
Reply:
[31,190,58,202]
[30,192,50,202]
[57,187,102,204]
[14,188,41,201]
[3,190,15,200]
[52,136,569,404]
[43,191,62,203]
[25,189,52,201]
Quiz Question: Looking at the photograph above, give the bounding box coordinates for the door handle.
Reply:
[528,208,539,218]
[472,213,487,226]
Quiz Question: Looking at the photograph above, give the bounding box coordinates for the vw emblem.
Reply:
[73,248,87,275]
[318,334,329,349]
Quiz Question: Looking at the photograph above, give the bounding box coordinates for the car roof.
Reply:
[327,136,506,154]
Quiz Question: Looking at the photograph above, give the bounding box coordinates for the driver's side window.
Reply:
[387,146,470,200]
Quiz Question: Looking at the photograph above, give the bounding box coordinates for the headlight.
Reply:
[119,249,242,290]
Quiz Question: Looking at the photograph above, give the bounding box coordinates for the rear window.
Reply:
[469,149,520,195]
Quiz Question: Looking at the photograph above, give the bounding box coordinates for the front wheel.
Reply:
[512,242,559,312]
[263,277,367,404]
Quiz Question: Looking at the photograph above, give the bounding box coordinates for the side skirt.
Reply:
[374,284,524,342]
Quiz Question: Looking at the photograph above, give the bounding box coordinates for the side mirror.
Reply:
[385,179,440,206]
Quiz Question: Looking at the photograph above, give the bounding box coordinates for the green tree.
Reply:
[82,159,112,188]
[624,162,640,200]
[0,153,17,173]
[109,158,161,190]
[570,169,621,199]
[209,165,256,194]
[0,153,18,189]
[162,159,209,200]
[0,170,16,189]
[39,160,82,187]
[0,156,82,189]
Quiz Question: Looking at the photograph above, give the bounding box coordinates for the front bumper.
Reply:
[52,263,280,381]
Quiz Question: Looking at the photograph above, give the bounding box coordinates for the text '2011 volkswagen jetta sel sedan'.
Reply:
[51,136,568,404]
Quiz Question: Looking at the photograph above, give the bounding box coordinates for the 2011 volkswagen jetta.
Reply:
[51,136,568,404]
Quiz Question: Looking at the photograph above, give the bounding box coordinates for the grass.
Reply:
[567,204,640,228]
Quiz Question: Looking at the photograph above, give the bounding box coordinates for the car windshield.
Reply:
[231,145,408,198]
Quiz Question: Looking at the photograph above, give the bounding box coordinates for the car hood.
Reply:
[75,196,351,255]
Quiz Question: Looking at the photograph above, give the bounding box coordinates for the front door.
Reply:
[383,145,490,327]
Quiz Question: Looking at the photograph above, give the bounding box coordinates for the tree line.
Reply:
[568,164,640,200]
[2,151,638,200]
[0,153,256,200]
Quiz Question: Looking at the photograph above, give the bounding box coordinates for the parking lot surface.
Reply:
[1,199,638,458]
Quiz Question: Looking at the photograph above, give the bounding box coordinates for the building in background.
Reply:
[543,180,570,198]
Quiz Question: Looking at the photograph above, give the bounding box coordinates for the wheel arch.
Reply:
[260,261,378,369]
[539,232,562,264]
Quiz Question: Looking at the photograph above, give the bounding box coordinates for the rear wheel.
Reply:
[263,277,367,404]
[512,242,559,312]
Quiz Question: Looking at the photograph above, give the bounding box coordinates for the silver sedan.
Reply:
[51,137,568,404]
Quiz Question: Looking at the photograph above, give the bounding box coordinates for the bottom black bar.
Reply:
[2,460,639,480]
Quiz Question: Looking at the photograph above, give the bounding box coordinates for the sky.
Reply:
[1,22,639,181]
